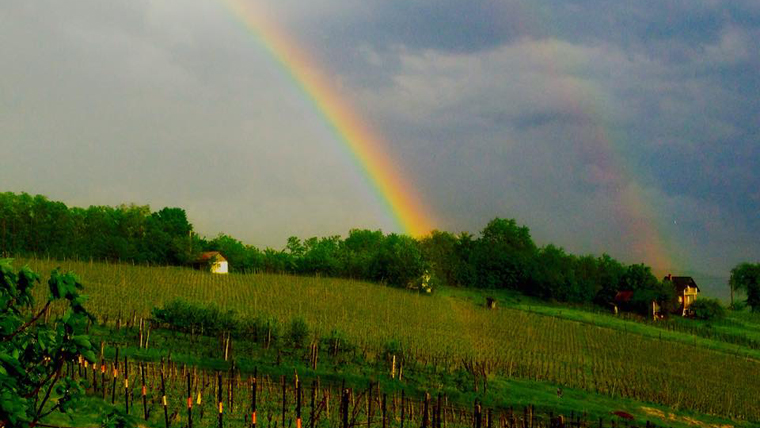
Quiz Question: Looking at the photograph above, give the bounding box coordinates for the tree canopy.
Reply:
[1,192,676,310]
[730,262,760,311]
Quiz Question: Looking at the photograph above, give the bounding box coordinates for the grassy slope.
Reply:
[440,287,760,360]
[15,257,760,426]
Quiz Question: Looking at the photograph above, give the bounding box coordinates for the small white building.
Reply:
[194,251,229,274]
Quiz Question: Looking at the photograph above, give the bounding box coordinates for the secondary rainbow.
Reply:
[219,0,433,237]
[520,37,676,273]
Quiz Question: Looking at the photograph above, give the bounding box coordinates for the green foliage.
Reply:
[623,264,674,314]
[383,338,404,360]
[471,218,537,289]
[690,298,726,320]
[99,409,133,428]
[369,234,427,288]
[730,263,760,312]
[287,316,310,349]
[3,191,677,311]
[594,255,626,305]
[530,246,595,303]
[0,192,199,264]
[419,230,460,286]
[151,299,236,335]
[322,328,354,356]
[0,259,101,427]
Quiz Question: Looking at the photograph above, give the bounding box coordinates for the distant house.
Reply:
[611,291,661,319]
[486,297,497,309]
[664,275,699,316]
[193,251,229,274]
[611,290,635,314]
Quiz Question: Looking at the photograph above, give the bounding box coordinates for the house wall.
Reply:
[211,260,229,274]
[683,286,698,309]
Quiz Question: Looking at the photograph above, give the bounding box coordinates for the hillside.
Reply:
[15,257,760,427]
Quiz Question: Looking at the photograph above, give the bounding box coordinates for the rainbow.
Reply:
[218,0,674,272]
[219,0,433,237]
[525,39,675,273]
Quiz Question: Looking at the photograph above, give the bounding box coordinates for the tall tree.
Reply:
[418,230,460,286]
[730,263,760,311]
[471,218,537,289]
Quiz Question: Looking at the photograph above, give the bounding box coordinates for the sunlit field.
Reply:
[18,257,760,421]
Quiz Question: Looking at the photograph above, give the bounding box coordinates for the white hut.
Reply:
[194,251,229,274]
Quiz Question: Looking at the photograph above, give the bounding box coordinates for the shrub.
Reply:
[288,316,310,348]
[322,328,354,356]
[262,317,281,347]
[383,338,404,360]
[151,299,236,335]
[690,298,726,320]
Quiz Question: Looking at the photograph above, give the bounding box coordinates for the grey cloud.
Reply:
[0,0,758,285]
[350,35,759,276]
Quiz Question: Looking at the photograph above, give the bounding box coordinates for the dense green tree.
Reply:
[341,229,384,279]
[530,246,587,302]
[472,218,537,289]
[262,248,292,273]
[453,232,477,287]
[285,236,305,258]
[730,263,760,312]
[1,192,679,311]
[369,234,427,288]
[623,264,674,314]
[0,192,200,265]
[574,255,603,301]
[594,254,626,305]
[418,230,460,286]
[299,236,342,276]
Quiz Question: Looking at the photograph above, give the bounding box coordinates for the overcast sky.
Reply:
[1,0,758,290]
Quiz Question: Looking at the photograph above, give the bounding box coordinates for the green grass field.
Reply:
[16,257,760,426]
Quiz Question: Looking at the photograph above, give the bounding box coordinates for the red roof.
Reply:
[196,251,227,263]
[614,291,634,303]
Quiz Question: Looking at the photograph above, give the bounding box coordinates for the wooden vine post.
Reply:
[112,348,119,404]
[423,392,430,428]
[123,356,129,414]
[141,363,148,421]
[217,371,224,428]
[368,382,373,428]
[310,379,316,428]
[161,361,169,428]
[382,393,387,428]
[251,368,257,428]
[281,375,287,428]
[341,388,349,428]
[100,358,106,400]
[187,370,193,428]
[296,375,302,428]
[400,390,405,428]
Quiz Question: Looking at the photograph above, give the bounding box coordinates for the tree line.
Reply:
[2,191,758,312]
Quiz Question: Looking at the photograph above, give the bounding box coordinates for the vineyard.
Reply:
[66,355,674,428]
[16,257,760,424]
